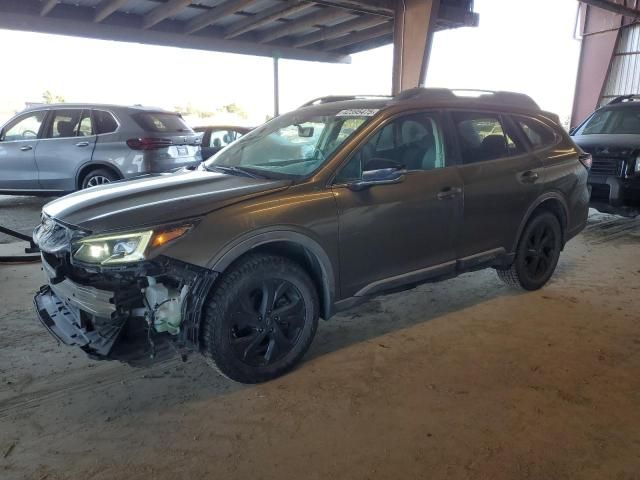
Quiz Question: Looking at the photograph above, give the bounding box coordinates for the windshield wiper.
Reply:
[206,165,266,179]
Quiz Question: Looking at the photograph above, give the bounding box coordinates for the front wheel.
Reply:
[201,254,319,383]
[497,212,562,291]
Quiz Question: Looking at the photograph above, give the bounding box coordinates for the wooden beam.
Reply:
[94,0,129,23]
[185,0,256,34]
[257,7,353,43]
[322,21,392,50]
[224,1,312,39]
[580,0,640,17]
[309,0,394,17]
[0,10,351,63]
[40,0,58,17]
[143,0,192,29]
[340,32,392,54]
[293,14,387,47]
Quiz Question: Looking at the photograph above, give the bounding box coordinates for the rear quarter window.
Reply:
[513,116,558,149]
[133,112,193,133]
[93,110,118,134]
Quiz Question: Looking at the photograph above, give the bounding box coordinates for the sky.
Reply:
[0,0,581,126]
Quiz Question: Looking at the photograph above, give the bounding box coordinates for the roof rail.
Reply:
[393,88,540,111]
[300,95,391,108]
[607,94,640,105]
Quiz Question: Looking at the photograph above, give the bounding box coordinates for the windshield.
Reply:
[204,107,376,179]
[577,107,640,135]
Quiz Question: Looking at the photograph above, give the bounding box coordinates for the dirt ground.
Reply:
[1,202,639,480]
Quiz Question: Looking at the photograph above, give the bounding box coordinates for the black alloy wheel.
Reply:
[201,254,319,383]
[497,212,562,291]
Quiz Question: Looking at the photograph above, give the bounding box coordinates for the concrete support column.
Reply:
[392,0,440,95]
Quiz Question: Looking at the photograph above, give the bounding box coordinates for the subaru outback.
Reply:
[33,89,590,383]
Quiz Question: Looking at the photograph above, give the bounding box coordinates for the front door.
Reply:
[331,112,463,298]
[35,108,97,191]
[0,110,47,191]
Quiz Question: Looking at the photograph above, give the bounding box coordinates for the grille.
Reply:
[590,157,620,176]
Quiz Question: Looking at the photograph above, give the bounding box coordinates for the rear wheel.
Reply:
[497,212,562,291]
[201,254,319,383]
[81,168,118,189]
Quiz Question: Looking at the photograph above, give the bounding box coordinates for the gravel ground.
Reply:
[0,210,639,480]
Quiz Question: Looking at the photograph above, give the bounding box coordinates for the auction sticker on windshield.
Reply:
[336,109,379,117]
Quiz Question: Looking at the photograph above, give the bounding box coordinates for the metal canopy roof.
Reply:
[0,0,478,63]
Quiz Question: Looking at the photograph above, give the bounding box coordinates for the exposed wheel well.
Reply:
[77,164,121,189]
[221,241,331,320]
[529,198,568,244]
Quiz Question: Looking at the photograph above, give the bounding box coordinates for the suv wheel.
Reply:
[81,169,118,189]
[497,212,562,291]
[201,254,319,383]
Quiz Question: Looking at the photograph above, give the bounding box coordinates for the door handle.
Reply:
[437,186,462,200]
[75,141,90,147]
[20,145,32,151]
[521,170,539,183]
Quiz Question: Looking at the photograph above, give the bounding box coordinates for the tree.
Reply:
[42,90,65,104]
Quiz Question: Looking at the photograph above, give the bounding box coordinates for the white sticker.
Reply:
[336,108,380,117]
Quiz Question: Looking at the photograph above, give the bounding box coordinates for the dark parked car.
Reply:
[572,95,640,216]
[0,104,202,195]
[194,125,251,159]
[33,89,590,383]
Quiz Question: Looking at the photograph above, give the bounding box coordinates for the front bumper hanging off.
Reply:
[34,284,125,357]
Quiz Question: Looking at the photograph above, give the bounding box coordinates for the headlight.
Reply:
[635,154,640,174]
[72,224,193,265]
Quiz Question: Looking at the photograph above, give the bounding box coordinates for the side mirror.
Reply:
[348,167,406,191]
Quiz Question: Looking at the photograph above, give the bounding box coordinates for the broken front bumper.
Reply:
[34,284,125,357]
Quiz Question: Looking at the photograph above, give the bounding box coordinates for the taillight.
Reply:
[579,152,592,170]
[126,138,173,150]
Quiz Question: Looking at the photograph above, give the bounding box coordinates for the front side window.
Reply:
[205,107,374,179]
[514,116,557,149]
[1,111,47,141]
[47,109,82,139]
[335,112,447,183]
[577,107,640,135]
[452,111,523,164]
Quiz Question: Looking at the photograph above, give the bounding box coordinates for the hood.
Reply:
[572,134,640,157]
[43,170,290,232]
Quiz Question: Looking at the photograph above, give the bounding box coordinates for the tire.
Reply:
[201,254,319,383]
[81,168,118,189]
[497,211,562,291]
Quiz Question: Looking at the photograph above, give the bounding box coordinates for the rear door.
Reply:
[35,108,97,191]
[450,110,543,258]
[0,110,47,191]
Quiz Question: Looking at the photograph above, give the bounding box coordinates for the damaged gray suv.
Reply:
[33,89,590,383]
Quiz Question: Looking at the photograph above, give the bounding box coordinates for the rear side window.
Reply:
[514,116,557,149]
[93,110,118,134]
[452,111,523,164]
[133,112,193,133]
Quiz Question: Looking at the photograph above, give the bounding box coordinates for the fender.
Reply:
[512,191,570,252]
[208,227,337,319]
[74,161,124,189]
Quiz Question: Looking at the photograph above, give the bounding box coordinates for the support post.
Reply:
[273,56,280,117]
[392,0,440,95]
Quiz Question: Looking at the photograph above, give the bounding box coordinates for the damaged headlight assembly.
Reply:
[72,223,194,265]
